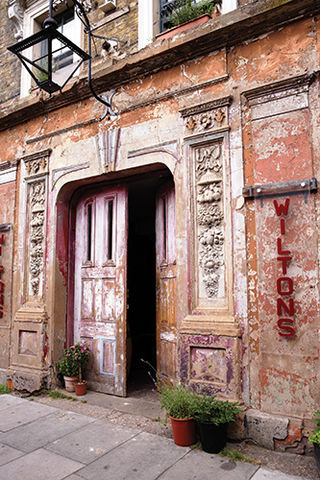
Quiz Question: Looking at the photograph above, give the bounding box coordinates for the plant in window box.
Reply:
[56,342,91,394]
[193,393,240,453]
[169,0,222,28]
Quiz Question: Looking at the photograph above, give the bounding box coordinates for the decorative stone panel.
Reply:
[180,333,241,400]
[181,97,232,317]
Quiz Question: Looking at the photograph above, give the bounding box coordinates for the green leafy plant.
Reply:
[309,430,320,446]
[56,342,91,381]
[219,447,259,464]
[169,0,221,28]
[159,384,198,419]
[0,384,11,394]
[309,412,320,446]
[193,393,240,425]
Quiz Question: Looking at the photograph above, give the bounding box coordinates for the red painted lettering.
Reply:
[0,281,5,293]
[0,266,4,279]
[277,238,291,255]
[277,318,296,337]
[274,198,290,216]
[277,256,292,275]
[277,277,293,295]
[280,218,286,235]
[277,298,294,316]
[0,294,4,306]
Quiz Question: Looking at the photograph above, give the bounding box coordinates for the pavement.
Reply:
[0,393,315,480]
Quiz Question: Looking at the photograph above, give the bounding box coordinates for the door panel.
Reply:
[74,186,127,396]
[156,181,177,383]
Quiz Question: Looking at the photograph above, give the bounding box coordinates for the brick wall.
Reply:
[0,0,21,104]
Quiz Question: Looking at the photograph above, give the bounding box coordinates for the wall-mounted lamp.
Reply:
[8,0,125,120]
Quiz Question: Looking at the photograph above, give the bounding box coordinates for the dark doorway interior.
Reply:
[127,177,159,393]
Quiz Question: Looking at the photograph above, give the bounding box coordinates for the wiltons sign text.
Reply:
[274,198,295,337]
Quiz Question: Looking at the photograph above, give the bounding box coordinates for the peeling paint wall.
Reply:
[0,0,319,449]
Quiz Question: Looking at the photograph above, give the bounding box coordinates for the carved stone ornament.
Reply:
[196,144,222,182]
[195,142,224,299]
[28,181,46,297]
[7,0,24,40]
[23,149,51,179]
[200,113,213,129]
[186,117,197,131]
[214,108,225,124]
[182,101,229,137]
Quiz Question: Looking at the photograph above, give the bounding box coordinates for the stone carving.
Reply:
[23,149,50,179]
[200,113,213,129]
[26,158,47,175]
[186,116,196,131]
[214,108,225,124]
[196,145,222,181]
[183,103,229,136]
[195,142,224,298]
[29,181,46,296]
[7,0,24,40]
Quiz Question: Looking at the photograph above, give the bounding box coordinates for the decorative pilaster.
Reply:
[180,97,232,311]
[8,149,51,392]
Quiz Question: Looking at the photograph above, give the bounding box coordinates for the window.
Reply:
[21,0,82,97]
[138,0,238,49]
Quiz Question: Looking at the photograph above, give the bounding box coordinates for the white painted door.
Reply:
[74,186,127,396]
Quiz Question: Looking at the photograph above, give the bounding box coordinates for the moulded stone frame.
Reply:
[179,333,241,400]
[183,129,234,325]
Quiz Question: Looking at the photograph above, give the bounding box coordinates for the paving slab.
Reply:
[0,442,24,466]
[158,448,259,480]
[251,467,307,480]
[2,410,95,453]
[0,400,57,432]
[46,419,139,464]
[0,394,25,410]
[73,389,163,420]
[75,430,190,480]
[0,448,84,480]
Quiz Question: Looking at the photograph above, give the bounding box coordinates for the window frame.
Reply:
[138,0,238,49]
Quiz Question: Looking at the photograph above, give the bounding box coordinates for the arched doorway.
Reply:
[68,168,176,396]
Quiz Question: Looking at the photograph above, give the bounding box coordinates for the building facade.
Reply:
[1,0,320,452]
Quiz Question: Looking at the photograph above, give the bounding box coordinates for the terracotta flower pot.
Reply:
[169,416,196,447]
[64,376,78,392]
[7,379,14,390]
[73,380,88,396]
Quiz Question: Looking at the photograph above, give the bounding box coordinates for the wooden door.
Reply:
[155,180,177,384]
[74,186,127,396]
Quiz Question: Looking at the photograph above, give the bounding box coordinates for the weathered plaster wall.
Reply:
[0,2,318,448]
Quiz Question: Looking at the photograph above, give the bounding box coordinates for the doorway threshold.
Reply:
[61,387,163,421]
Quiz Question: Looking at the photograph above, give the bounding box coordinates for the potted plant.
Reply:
[56,342,91,394]
[71,342,92,396]
[56,346,79,392]
[309,411,320,472]
[159,383,197,446]
[193,393,240,453]
[159,0,221,40]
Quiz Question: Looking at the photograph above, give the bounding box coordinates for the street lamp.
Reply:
[8,0,123,118]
